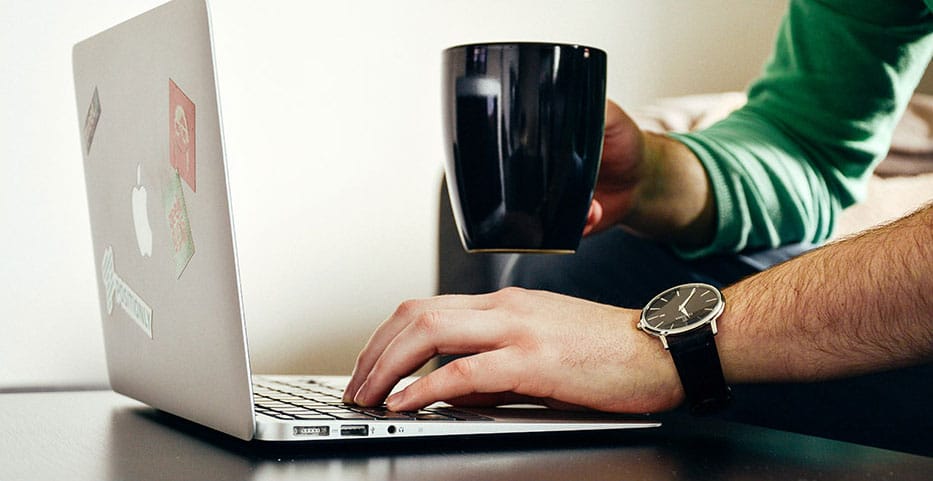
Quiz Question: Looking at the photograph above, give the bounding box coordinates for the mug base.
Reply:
[465,248,575,254]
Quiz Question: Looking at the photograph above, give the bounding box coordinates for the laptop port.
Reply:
[340,425,369,437]
[294,426,330,437]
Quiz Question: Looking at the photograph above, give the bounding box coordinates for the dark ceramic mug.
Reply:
[442,42,607,253]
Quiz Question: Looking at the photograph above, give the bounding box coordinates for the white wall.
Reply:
[0,0,788,389]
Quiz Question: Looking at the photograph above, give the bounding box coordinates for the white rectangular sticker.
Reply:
[102,246,153,338]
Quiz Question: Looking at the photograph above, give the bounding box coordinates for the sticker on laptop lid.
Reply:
[82,86,102,156]
[132,164,153,257]
[101,246,153,338]
[169,79,196,192]
[162,170,195,278]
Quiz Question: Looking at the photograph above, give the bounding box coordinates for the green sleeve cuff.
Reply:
[661,0,933,259]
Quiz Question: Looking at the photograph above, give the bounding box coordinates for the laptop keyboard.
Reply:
[252,378,492,422]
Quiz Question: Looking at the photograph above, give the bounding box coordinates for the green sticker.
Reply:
[163,170,195,277]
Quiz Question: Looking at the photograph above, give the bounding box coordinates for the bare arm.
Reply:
[719,202,933,384]
[345,204,933,413]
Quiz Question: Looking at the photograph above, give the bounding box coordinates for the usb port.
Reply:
[340,425,369,437]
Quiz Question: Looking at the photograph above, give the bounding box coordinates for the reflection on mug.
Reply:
[443,43,607,254]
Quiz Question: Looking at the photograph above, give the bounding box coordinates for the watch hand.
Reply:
[678,288,697,313]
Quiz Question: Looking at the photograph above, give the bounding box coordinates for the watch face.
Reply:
[640,283,723,335]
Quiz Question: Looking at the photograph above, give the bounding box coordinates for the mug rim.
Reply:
[443,41,605,55]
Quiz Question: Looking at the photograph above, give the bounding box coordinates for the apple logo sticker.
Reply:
[132,163,153,257]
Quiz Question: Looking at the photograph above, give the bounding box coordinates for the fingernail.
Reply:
[344,368,358,401]
[352,381,369,406]
[342,383,355,403]
[386,391,406,411]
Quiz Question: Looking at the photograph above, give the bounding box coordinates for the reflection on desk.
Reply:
[2,390,930,481]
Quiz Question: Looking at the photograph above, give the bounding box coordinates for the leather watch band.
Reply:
[666,324,732,415]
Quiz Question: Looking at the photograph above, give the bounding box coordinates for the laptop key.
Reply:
[293,414,337,420]
[355,408,417,420]
[332,412,377,420]
[280,408,319,414]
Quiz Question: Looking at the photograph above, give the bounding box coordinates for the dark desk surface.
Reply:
[2,390,930,480]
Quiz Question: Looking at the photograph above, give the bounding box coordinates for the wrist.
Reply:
[620,131,664,227]
[637,283,731,414]
[626,308,687,412]
[643,332,688,411]
[622,133,715,245]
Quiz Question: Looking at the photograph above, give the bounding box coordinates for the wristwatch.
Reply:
[638,282,731,414]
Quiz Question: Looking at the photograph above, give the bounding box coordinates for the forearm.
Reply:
[621,132,716,246]
[718,203,933,383]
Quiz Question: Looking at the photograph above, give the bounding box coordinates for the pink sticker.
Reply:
[169,79,196,192]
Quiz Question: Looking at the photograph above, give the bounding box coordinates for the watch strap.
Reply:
[666,324,732,415]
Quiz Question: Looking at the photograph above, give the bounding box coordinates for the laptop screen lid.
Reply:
[73,0,256,440]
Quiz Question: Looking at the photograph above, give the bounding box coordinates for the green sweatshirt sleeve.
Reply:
[669,0,933,259]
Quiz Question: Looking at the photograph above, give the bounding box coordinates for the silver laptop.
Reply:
[72,0,659,442]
